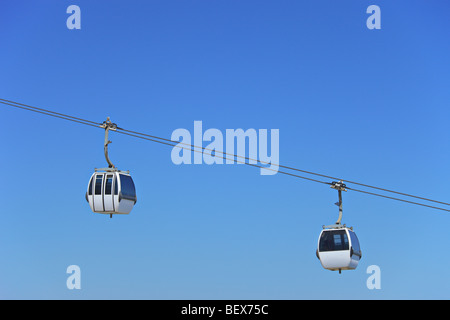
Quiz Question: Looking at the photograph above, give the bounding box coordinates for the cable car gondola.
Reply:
[86,169,136,216]
[316,181,362,273]
[317,225,361,273]
[85,118,137,217]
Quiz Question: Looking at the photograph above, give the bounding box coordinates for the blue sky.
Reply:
[1,0,449,299]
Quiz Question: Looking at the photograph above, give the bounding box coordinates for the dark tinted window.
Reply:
[319,230,349,252]
[114,175,118,195]
[120,174,136,201]
[349,231,361,253]
[88,176,93,195]
[95,175,103,195]
[105,175,113,195]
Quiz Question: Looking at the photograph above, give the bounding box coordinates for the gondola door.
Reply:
[93,173,104,212]
[103,173,115,212]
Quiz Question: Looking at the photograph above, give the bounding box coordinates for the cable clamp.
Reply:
[100,117,117,131]
[330,180,347,192]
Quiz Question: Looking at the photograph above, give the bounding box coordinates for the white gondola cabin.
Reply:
[86,169,137,216]
[316,225,361,273]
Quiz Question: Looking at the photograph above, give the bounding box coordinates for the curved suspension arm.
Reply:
[104,127,114,168]
[101,117,117,168]
[336,188,343,225]
[331,181,347,225]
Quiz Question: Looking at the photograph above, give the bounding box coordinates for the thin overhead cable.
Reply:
[0,98,99,128]
[1,98,449,212]
[117,130,450,213]
[118,127,450,207]
[347,187,450,213]
[114,129,331,185]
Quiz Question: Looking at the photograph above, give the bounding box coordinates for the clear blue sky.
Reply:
[1,0,449,299]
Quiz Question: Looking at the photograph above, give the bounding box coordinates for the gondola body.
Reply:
[86,170,137,215]
[316,226,361,272]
